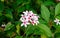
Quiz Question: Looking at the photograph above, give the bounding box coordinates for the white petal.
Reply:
[21,14,23,16]
[36,23,37,25]
[56,23,59,25]
[37,21,39,23]
[27,23,30,25]
[56,22,59,25]
[56,18,59,21]
[54,20,56,22]
[59,22,60,25]
[25,24,27,27]
[1,24,5,27]
[21,23,24,26]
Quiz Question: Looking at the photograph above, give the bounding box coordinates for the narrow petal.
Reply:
[21,23,24,26]
[25,24,27,27]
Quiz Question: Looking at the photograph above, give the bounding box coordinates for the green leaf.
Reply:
[54,25,60,32]
[6,31,14,37]
[1,0,4,2]
[34,26,41,35]
[44,1,54,6]
[38,24,52,37]
[16,0,23,5]
[41,34,47,38]
[56,15,60,20]
[4,22,14,31]
[54,32,60,38]
[25,4,30,10]
[16,24,20,35]
[0,12,2,16]
[25,25,34,36]
[16,6,25,13]
[55,3,60,16]
[41,4,50,22]
[5,8,13,21]
[0,2,4,12]
[15,36,22,38]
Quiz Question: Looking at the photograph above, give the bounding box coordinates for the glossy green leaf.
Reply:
[38,24,52,37]
[55,3,60,16]
[41,4,50,22]
[4,22,14,31]
[15,36,22,38]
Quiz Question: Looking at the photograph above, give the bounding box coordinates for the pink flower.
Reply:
[21,21,30,27]
[20,10,39,27]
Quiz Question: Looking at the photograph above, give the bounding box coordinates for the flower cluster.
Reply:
[20,11,39,27]
[54,18,60,25]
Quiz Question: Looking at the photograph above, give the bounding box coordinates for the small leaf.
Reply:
[1,0,4,2]
[16,0,23,5]
[15,36,22,38]
[17,6,25,13]
[41,4,50,22]
[4,22,14,31]
[55,3,60,16]
[5,8,13,21]
[0,2,4,12]
[16,24,20,35]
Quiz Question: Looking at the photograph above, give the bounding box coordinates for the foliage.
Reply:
[0,0,60,38]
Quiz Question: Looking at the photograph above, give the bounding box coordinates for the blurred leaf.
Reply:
[4,22,14,31]
[16,0,23,5]
[38,24,52,37]
[34,26,41,35]
[25,25,34,36]
[16,24,20,35]
[6,31,15,37]
[1,0,4,2]
[25,4,30,10]
[56,15,60,20]
[17,6,25,13]
[0,2,4,12]
[41,4,50,22]
[54,25,60,32]
[55,3,60,16]
[41,34,47,38]
[15,36,22,38]
[44,1,54,6]
[0,12,2,16]
[5,8,13,21]
[54,32,60,38]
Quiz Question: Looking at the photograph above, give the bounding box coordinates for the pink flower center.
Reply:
[28,17,30,20]
[23,22,26,24]
[32,14,34,16]
[32,21,35,24]
[23,16,25,18]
